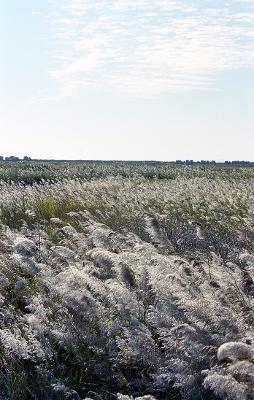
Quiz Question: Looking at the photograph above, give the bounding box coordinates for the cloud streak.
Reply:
[44,0,254,98]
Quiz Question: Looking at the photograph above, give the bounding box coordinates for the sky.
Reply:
[0,0,254,161]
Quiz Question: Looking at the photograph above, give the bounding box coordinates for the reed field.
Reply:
[0,161,254,400]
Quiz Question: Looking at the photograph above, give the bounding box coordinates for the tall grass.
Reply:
[1,161,254,184]
[0,163,253,399]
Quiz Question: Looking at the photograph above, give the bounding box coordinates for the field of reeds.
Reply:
[0,161,253,400]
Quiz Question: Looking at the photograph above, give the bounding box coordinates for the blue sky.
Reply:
[1,0,254,161]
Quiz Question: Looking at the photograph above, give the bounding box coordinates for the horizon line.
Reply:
[1,158,254,164]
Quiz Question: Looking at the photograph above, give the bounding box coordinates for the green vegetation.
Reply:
[1,161,254,184]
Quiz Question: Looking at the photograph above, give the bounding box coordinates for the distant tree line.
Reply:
[224,160,254,166]
[0,156,32,161]
[176,160,216,165]
[176,160,254,167]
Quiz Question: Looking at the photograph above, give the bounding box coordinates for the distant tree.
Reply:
[23,156,32,161]
[5,156,20,161]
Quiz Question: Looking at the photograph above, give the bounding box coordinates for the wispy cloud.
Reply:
[43,0,254,98]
